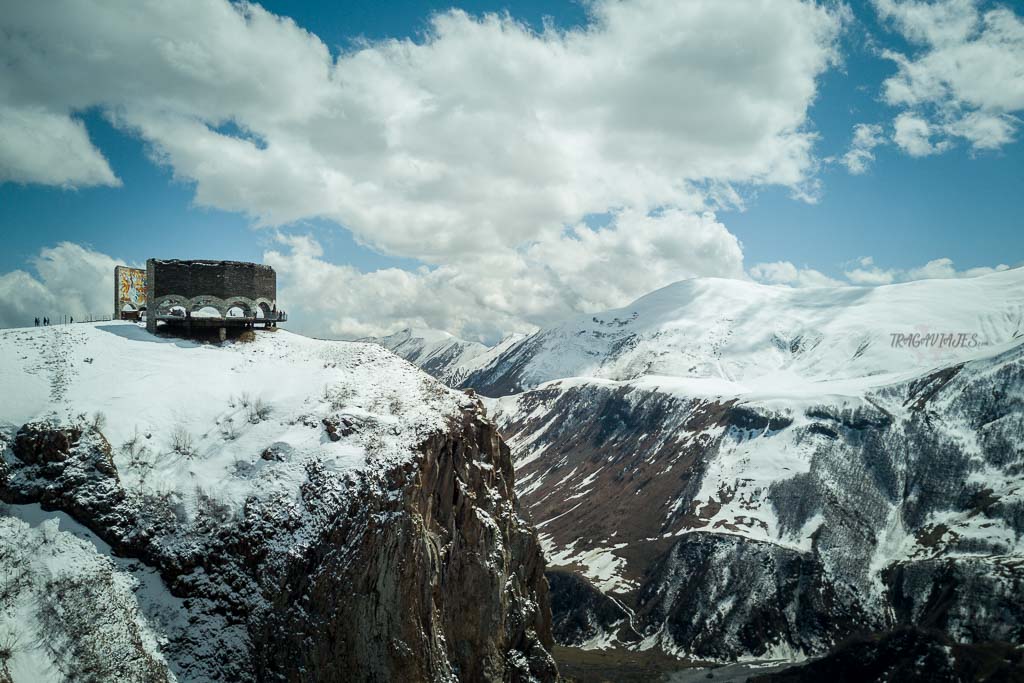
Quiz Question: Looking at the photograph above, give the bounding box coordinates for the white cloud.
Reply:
[268,209,745,341]
[750,255,1016,289]
[845,255,1012,284]
[749,261,844,287]
[844,263,897,285]
[0,106,120,188]
[0,0,848,338]
[0,0,845,252]
[892,112,950,156]
[0,243,122,328]
[841,123,886,173]
[874,0,1024,154]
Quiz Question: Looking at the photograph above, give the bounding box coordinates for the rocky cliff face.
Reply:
[750,627,1024,682]
[489,341,1024,661]
[0,323,557,682]
[252,404,556,682]
[0,404,556,682]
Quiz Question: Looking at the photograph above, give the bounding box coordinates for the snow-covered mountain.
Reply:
[487,269,1024,661]
[384,269,1024,664]
[0,323,557,681]
[360,327,489,386]
[461,269,1024,396]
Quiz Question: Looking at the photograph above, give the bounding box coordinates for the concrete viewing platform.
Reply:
[116,258,288,340]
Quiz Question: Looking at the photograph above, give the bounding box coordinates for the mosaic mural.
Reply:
[115,266,146,313]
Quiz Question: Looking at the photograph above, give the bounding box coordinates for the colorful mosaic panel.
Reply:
[116,266,146,309]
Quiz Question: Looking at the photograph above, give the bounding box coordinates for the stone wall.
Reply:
[145,259,277,332]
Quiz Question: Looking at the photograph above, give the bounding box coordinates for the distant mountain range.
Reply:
[367,268,1024,664]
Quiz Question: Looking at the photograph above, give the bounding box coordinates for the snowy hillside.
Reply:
[0,322,557,681]
[0,323,470,513]
[360,327,488,386]
[462,268,1024,396]
[1,323,464,513]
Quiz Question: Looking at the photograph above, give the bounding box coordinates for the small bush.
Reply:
[90,411,107,433]
[247,397,271,424]
[389,395,403,415]
[170,426,195,457]
[220,417,238,441]
[323,384,356,411]
[122,428,142,458]
[0,626,21,663]
[194,487,234,528]
[0,532,32,610]
[123,429,154,482]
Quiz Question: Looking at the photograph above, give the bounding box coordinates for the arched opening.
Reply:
[192,306,222,319]
[227,303,252,318]
[156,299,187,318]
[257,302,272,320]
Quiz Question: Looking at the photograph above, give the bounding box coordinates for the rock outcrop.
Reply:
[490,342,1024,660]
[751,627,1024,682]
[1,408,556,682]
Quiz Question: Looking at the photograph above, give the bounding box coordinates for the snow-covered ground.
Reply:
[0,322,484,680]
[0,322,467,517]
[363,327,491,386]
[0,504,188,682]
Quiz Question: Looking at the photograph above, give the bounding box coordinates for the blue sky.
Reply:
[0,0,1021,338]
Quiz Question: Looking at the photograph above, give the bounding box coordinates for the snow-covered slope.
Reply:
[360,327,490,386]
[462,268,1024,397]
[0,322,557,681]
[1,323,462,513]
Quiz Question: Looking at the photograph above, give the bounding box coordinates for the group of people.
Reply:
[34,316,70,326]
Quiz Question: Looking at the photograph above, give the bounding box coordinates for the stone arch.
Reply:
[225,300,254,318]
[186,295,226,314]
[256,301,273,319]
[154,296,188,317]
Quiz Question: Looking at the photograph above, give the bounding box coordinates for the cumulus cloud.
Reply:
[0,0,844,257]
[0,243,122,328]
[750,255,1016,289]
[0,0,850,337]
[0,106,120,188]
[844,255,1012,284]
[892,111,951,156]
[874,0,1024,154]
[268,210,745,341]
[841,123,886,173]
[843,255,898,284]
[749,261,845,287]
